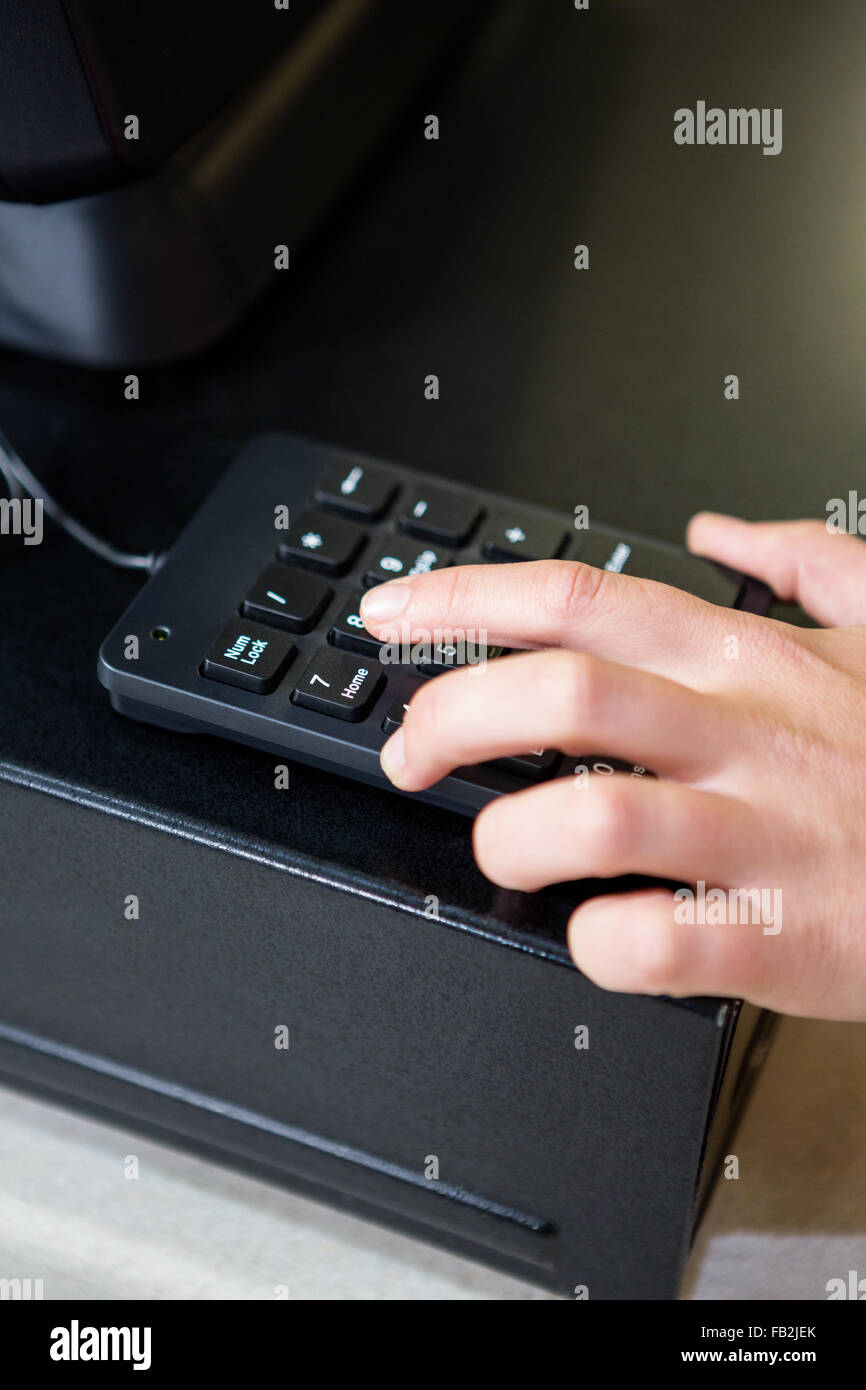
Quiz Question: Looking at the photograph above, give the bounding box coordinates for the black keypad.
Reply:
[480,512,568,562]
[576,532,742,607]
[313,459,398,520]
[291,647,385,722]
[329,591,384,659]
[201,620,294,694]
[279,511,365,575]
[241,564,331,633]
[102,437,762,819]
[364,537,452,587]
[492,749,560,780]
[415,639,501,677]
[398,487,482,546]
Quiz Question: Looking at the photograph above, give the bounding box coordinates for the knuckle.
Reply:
[539,560,609,626]
[437,562,480,621]
[547,649,606,730]
[795,519,833,546]
[582,782,640,871]
[744,614,824,681]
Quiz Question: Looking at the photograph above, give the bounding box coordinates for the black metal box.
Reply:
[0,688,769,1297]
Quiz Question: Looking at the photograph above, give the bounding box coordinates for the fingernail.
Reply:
[380,729,408,786]
[361,582,412,624]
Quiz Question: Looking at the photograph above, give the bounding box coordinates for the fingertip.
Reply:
[471,798,532,890]
[686,510,742,552]
[360,580,413,629]
[567,890,687,996]
[471,799,496,870]
[379,729,411,788]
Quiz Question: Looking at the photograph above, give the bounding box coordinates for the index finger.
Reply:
[359,559,743,680]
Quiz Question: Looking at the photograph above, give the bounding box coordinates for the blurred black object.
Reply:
[0,0,477,365]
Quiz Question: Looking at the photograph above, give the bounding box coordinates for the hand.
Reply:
[359,516,866,1021]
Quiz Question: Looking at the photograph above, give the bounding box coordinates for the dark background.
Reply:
[0,0,862,883]
[2,0,861,534]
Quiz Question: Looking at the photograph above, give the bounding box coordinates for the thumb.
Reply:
[686,513,866,627]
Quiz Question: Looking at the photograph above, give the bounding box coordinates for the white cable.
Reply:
[0,428,163,574]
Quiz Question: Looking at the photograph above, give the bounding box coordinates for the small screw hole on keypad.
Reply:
[150,626,171,641]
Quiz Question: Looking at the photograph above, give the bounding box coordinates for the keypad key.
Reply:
[415,639,501,676]
[398,487,482,546]
[329,591,384,660]
[279,511,365,575]
[241,564,331,633]
[492,749,560,780]
[313,459,397,520]
[201,620,294,694]
[382,696,414,734]
[576,532,743,607]
[480,512,568,562]
[364,537,452,587]
[559,756,656,781]
[291,647,385,722]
